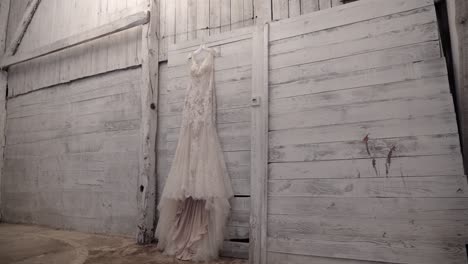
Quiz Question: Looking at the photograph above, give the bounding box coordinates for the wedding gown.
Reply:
[155,47,234,261]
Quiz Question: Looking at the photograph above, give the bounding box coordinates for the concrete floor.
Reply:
[0,223,248,264]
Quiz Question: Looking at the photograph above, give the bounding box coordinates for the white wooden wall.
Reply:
[2,69,141,235]
[157,29,254,258]
[6,0,145,96]
[158,0,348,60]
[2,0,146,237]
[266,0,468,263]
[271,0,343,20]
[159,0,255,60]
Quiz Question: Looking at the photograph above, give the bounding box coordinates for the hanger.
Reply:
[187,43,220,60]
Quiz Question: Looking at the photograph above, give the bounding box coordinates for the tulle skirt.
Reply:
[156,121,233,261]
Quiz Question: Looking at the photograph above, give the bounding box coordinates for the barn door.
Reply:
[157,28,254,258]
[264,0,468,263]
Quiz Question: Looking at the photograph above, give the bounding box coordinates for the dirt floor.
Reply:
[0,223,248,264]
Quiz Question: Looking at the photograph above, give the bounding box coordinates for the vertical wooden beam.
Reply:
[447,0,468,173]
[250,21,269,264]
[137,0,159,244]
[0,0,11,220]
[0,0,11,53]
[5,0,41,56]
[251,0,271,263]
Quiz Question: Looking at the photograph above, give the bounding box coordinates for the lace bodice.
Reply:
[183,49,217,131]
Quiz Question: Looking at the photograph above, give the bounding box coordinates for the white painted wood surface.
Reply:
[3,68,142,236]
[266,0,468,263]
[6,0,146,97]
[1,11,149,68]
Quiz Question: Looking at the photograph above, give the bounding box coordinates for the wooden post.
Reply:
[137,0,159,244]
[0,0,10,220]
[250,0,270,262]
[250,23,269,264]
[5,0,41,56]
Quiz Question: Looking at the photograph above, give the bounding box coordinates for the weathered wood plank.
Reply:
[268,213,468,243]
[270,134,461,162]
[220,0,231,32]
[272,0,288,20]
[271,58,447,100]
[250,23,269,264]
[269,0,433,41]
[269,155,464,180]
[231,0,243,30]
[269,175,468,198]
[243,0,254,26]
[166,0,176,45]
[267,252,392,264]
[270,112,457,147]
[288,0,301,17]
[270,40,440,87]
[300,0,319,15]
[159,0,167,60]
[270,75,449,117]
[0,71,6,217]
[209,0,221,35]
[319,0,331,10]
[1,11,149,68]
[136,0,159,243]
[196,0,210,39]
[226,225,249,240]
[267,235,465,264]
[221,241,249,259]
[187,0,198,40]
[270,6,437,56]
[268,196,468,220]
[270,22,439,69]
[270,93,454,131]
[175,0,188,42]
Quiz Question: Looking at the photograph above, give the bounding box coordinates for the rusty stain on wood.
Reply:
[385,145,397,177]
[363,134,371,156]
[363,134,379,177]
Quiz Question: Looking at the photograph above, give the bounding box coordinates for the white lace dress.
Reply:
[155,48,234,261]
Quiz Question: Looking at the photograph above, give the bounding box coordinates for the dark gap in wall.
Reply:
[230,238,249,243]
[465,244,468,262]
[233,195,250,198]
[434,0,465,172]
[342,0,359,4]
